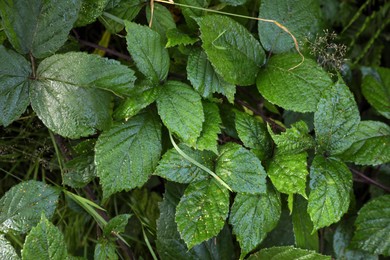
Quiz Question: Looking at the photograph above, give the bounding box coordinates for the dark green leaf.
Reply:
[198,15,265,86]
[166,28,198,48]
[308,156,352,230]
[94,239,118,260]
[351,195,390,256]
[0,180,60,234]
[175,178,229,249]
[257,53,332,112]
[0,234,20,260]
[229,184,281,258]
[0,45,31,126]
[0,0,81,58]
[76,0,109,26]
[95,110,162,199]
[176,0,210,30]
[247,246,331,260]
[219,0,248,6]
[103,214,131,237]
[216,143,267,194]
[146,3,176,41]
[196,102,222,153]
[63,154,96,188]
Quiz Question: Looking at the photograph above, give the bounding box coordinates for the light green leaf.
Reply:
[166,28,198,48]
[30,52,136,138]
[247,246,331,260]
[339,121,390,166]
[94,239,118,260]
[154,144,215,183]
[229,184,281,258]
[308,156,352,230]
[0,45,31,126]
[234,110,272,160]
[257,53,332,112]
[175,178,229,249]
[267,121,315,154]
[21,214,67,260]
[216,143,267,194]
[196,102,222,153]
[0,234,20,260]
[157,81,204,145]
[361,67,390,119]
[351,195,390,256]
[314,81,360,155]
[268,152,308,197]
[146,3,176,41]
[198,15,265,86]
[258,0,322,53]
[103,214,131,237]
[186,49,236,103]
[76,0,109,26]
[0,180,60,234]
[0,0,81,58]
[95,110,162,199]
[125,21,169,83]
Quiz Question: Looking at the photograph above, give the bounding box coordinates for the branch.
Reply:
[350,168,390,193]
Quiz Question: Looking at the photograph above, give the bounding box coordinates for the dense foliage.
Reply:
[0,0,389,259]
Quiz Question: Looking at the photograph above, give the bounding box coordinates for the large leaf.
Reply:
[339,121,390,166]
[0,180,60,234]
[258,0,322,53]
[196,101,222,153]
[21,214,67,259]
[0,235,20,260]
[247,246,331,260]
[314,81,360,155]
[308,156,352,230]
[175,178,229,249]
[0,0,81,58]
[95,110,162,199]
[215,143,267,194]
[0,45,31,126]
[229,185,281,258]
[30,52,136,138]
[187,48,236,103]
[125,21,169,83]
[157,81,204,145]
[257,53,332,112]
[198,15,265,86]
[351,195,390,256]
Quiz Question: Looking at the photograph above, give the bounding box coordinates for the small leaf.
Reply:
[198,15,265,86]
[351,195,390,256]
[0,234,20,260]
[94,239,118,260]
[257,53,332,112]
[175,178,229,249]
[314,81,360,155]
[76,0,109,26]
[95,110,162,199]
[187,49,236,103]
[166,28,198,48]
[21,214,67,259]
[146,3,176,41]
[63,154,96,188]
[125,21,169,83]
[196,102,222,153]
[229,184,281,258]
[103,214,131,237]
[157,81,204,145]
[0,45,31,126]
[247,246,331,260]
[0,0,81,58]
[216,143,267,194]
[0,180,60,234]
[308,156,352,230]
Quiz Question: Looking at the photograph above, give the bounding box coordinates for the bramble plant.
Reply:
[0,0,389,259]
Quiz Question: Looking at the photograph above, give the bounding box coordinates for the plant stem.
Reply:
[350,168,390,193]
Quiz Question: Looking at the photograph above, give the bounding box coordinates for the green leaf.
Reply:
[216,143,267,194]
[175,178,229,249]
[0,180,60,234]
[247,246,331,260]
[157,81,204,145]
[0,0,81,58]
[125,21,169,83]
[351,195,390,256]
[154,144,215,183]
[146,3,176,41]
[257,53,332,112]
[219,0,248,6]
[0,45,31,126]
[0,234,20,260]
[234,110,272,161]
[186,49,236,103]
[21,214,67,259]
[30,52,136,138]
[76,0,109,26]
[361,67,390,119]
[95,110,162,199]
[229,184,281,258]
[314,81,360,155]
[268,152,308,198]
[339,121,390,166]
[198,14,265,86]
[267,121,315,154]
[176,0,210,30]
[103,214,131,237]
[196,102,222,153]
[166,28,198,48]
[258,0,322,53]
[308,156,352,230]
[94,239,118,260]
[63,154,96,188]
